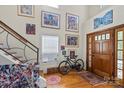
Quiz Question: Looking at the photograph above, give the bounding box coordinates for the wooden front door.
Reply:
[87,30,114,78]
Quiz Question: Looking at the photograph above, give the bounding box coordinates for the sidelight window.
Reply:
[116,31,123,79]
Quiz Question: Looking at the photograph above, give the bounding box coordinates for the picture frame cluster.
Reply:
[41,11,79,32]
[17,5,79,60]
[17,5,79,48]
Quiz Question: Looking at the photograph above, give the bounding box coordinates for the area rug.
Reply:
[46,75,61,85]
[78,71,107,86]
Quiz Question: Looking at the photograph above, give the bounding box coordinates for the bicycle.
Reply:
[58,55,84,75]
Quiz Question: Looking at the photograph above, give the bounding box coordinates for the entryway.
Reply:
[87,24,124,87]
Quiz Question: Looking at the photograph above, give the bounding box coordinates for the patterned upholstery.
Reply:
[0,63,39,88]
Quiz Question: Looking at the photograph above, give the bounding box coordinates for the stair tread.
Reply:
[14,56,23,58]
[3,48,12,51]
[5,51,17,54]
[12,57,25,62]
[3,48,17,53]
[12,56,23,60]
[21,60,28,63]
[9,51,17,53]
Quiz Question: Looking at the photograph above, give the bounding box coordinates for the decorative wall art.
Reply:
[65,34,79,47]
[94,10,113,29]
[17,5,34,17]
[69,50,75,59]
[41,11,60,29]
[26,23,36,35]
[66,13,79,32]
[61,45,65,50]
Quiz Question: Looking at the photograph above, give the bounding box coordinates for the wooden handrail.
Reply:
[0,20,38,49]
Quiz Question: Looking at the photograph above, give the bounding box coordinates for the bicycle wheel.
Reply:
[58,61,71,75]
[75,59,84,71]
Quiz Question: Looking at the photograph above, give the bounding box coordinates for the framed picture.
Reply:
[94,10,113,29]
[69,50,75,59]
[62,50,66,56]
[66,13,79,32]
[17,5,34,17]
[26,23,36,35]
[65,34,79,47]
[41,11,60,29]
[61,45,65,50]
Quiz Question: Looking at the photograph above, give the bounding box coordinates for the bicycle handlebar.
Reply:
[64,55,78,58]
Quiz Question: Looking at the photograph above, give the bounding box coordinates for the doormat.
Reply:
[78,71,107,86]
[46,75,61,85]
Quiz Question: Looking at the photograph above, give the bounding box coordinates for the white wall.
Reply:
[88,5,112,19]
[0,5,89,72]
[82,5,124,69]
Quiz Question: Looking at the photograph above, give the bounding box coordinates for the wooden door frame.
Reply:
[86,33,93,71]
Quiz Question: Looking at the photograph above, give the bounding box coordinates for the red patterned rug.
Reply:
[46,75,61,85]
[78,71,107,86]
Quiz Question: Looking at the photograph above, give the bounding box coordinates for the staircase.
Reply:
[0,20,39,64]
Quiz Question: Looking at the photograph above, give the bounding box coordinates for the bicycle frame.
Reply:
[65,57,77,68]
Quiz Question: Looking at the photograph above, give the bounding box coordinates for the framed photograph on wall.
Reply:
[61,45,65,50]
[26,23,36,35]
[41,11,60,29]
[65,34,79,47]
[17,5,34,17]
[66,13,79,32]
[69,50,76,59]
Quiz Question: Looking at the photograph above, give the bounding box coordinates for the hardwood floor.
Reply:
[41,71,116,88]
